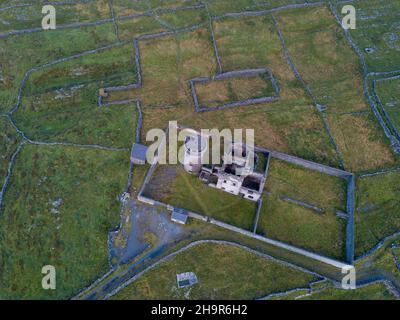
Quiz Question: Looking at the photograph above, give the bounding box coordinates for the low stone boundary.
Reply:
[372,81,400,141]
[27,139,128,151]
[213,2,324,21]
[137,22,206,41]
[356,278,400,299]
[208,218,349,269]
[98,40,142,107]
[346,174,355,264]
[280,196,325,214]
[187,211,208,222]
[135,124,354,268]
[203,1,223,74]
[258,278,328,300]
[252,198,263,233]
[271,15,316,104]
[329,2,400,155]
[356,231,400,262]
[359,167,400,179]
[117,3,206,21]
[257,151,271,194]
[257,147,352,179]
[0,18,114,39]
[372,74,400,142]
[107,0,120,41]
[72,268,115,300]
[190,68,280,112]
[103,239,325,300]
[0,142,25,213]
[10,41,122,114]
[0,0,95,12]
[272,13,345,167]
[260,278,400,300]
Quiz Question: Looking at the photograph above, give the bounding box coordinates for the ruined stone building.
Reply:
[183,134,266,202]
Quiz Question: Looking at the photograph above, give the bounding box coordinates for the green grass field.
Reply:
[25,43,138,95]
[356,235,400,289]
[374,77,400,134]
[265,158,347,212]
[144,165,257,230]
[117,6,207,41]
[262,158,348,260]
[0,23,117,113]
[0,1,110,33]
[335,0,400,72]
[0,144,130,299]
[257,194,346,260]
[113,0,200,17]
[195,73,278,108]
[273,281,396,300]
[275,6,395,172]
[355,171,400,256]
[14,83,138,148]
[0,117,22,182]
[111,242,318,299]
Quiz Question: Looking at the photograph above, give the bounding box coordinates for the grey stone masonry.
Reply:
[190,68,280,112]
[279,196,325,214]
[256,147,352,179]
[208,218,349,269]
[252,198,263,234]
[345,174,355,264]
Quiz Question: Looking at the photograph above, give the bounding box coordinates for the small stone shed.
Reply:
[171,208,188,225]
[131,143,148,165]
[176,272,198,288]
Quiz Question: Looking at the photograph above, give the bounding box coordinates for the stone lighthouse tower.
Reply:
[183,134,208,175]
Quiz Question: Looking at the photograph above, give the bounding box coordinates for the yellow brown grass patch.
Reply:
[327,113,395,171]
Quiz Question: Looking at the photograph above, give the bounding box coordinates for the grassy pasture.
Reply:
[270,280,396,300]
[195,74,277,108]
[374,77,400,135]
[123,17,340,167]
[335,0,400,72]
[25,43,138,95]
[256,194,346,260]
[113,0,200,17]
[265,158,347,212]
[112,28,217,108]
[143,165,257,230]
[139,102,341,167]
[355,171,400,256]
[14,83,138,148]
[0,117,22,182]
[356,235,400,288]
[274,6,368,114]
[117,6,207,41]
[326,112,395,172]
[299,282,395,300]
[203,0,309,16]
[111,242,317,299]
[0,1,110,33]
[274,6,395,172]
[0,144,130,299]
[0,23,117,113]
[204,0,257,16]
